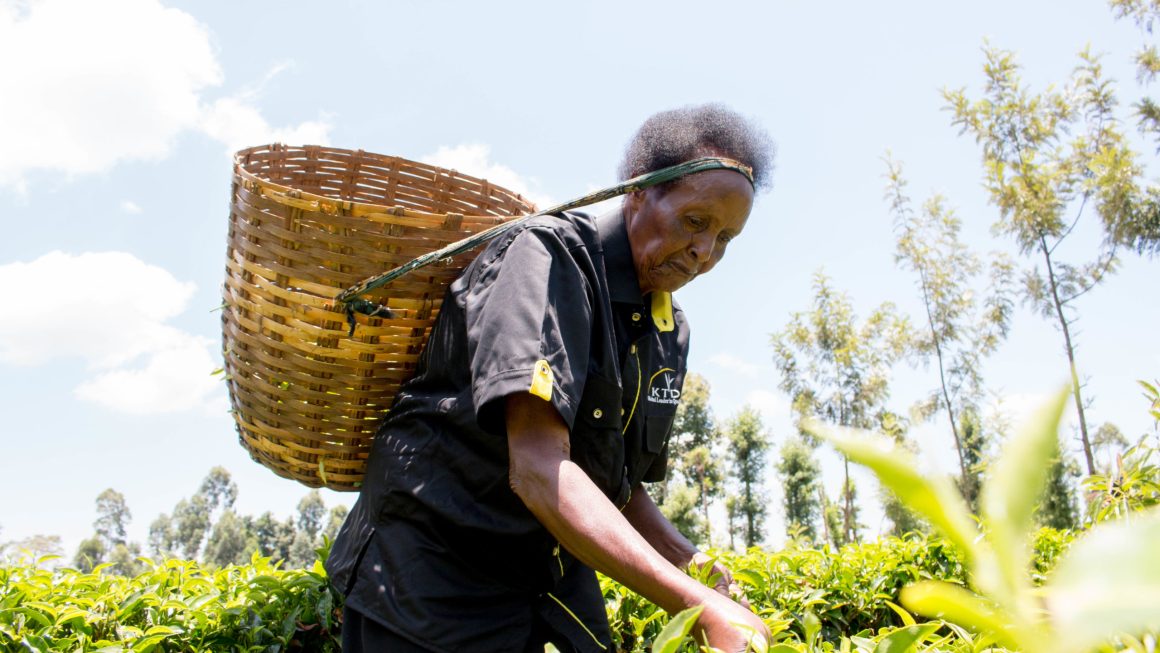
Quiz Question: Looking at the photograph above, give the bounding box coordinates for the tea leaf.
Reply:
[872,623,941,653]
[806,420,980,565]
[1045,507,1160,653]
[882,600,916,627]
[650,605,702,653]
[979,387,1068,604]
[802,610,821,647]
[899,581,1020,650]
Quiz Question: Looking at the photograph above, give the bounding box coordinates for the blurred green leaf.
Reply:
[979,387,1069,604]
[1045,507,1160,653]
[806,420,980,565]
[899,581,1021,650]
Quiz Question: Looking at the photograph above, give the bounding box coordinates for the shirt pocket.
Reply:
[641,366,682,454]
[572,374,627,501]
[644,412,675,454]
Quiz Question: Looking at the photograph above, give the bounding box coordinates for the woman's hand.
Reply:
[690,551,750,609]
[695,592,770,653]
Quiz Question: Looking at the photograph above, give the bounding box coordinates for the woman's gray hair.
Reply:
[618,103,775,192]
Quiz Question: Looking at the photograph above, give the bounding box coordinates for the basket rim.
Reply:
[233,143,535,220]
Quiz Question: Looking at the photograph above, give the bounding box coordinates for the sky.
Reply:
[1,0,1157,559]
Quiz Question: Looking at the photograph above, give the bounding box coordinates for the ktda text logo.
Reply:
[647,368,681,405]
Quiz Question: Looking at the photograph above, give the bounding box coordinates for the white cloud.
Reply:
[74,333,221,414]
[744,389,790,424]
[0,0,219,186]
[119,200,143,214]
[200,96,332,157]
[0,0,332,190]
[708,352,761,378]
[421,143,553,210]
[0,251,222,413]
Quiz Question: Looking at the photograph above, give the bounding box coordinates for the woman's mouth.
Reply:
[666,260,695,278]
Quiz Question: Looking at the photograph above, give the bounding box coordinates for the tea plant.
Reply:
[1084,381,1160,524]
[602,530,1073,652]
[0,551,340,652]
[810,388,1160,653]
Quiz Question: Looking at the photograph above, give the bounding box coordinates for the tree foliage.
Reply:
[659,484,706,548]
[771,271,909,545]
[251,511,296,562]
[887,157,1014,510]
[1112,0,1160,164]
[944,44,1157,473]
[297,490,326,541]
[776,435,821,543]
[74,468,349,574]
[204,510,254,568]
[3,534,62,566]
[725,405,770,548]
[1037,452,1081,530]
[663,372,723,546]
[324,505,349,543]
[93,489,131,550]
[72,536,104,574]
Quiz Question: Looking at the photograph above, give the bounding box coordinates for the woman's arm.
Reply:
[620,484,747,605]
[619,484,698,568]
[505,393,767,652]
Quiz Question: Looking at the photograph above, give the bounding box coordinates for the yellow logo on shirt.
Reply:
[529,359,554,402]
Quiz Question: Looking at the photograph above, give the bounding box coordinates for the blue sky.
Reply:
[1,0,1156,557]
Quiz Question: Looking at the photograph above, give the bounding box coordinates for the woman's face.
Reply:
[622,169,755,295]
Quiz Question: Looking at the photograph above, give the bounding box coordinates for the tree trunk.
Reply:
[700,471,712,547]
[1040,237,1095,475]
[842,456,853,544]
[728,512,736,552]
[917,267,971,494]
[818,486,831,550]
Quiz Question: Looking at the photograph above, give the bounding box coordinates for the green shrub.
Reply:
[815,389,1160,653]
[601,530,1070,652]
[0,553,339,652]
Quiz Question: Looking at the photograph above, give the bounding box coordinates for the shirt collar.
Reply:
[595,206,644,305]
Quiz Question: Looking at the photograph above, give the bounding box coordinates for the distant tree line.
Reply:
[55,468,348,575]
[655,373,772,551]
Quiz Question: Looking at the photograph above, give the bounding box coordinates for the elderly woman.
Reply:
[327,104,774,652]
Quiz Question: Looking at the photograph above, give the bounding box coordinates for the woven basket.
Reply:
[222,144,537,491]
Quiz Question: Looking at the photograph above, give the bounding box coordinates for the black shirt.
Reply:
[325,209,689,652]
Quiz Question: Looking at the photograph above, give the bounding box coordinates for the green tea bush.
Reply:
[3,530,1072,653]
[0,553,339,652]
[601,531,1070,652]
[814,389,1160,653]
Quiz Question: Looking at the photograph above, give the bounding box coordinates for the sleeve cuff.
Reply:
[473,367,578,436]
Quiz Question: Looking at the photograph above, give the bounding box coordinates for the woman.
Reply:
[327,104,774,652]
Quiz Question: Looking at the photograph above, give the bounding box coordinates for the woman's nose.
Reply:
[689,232,715,263]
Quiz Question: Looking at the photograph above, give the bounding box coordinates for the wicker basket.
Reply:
[222,144,537,491]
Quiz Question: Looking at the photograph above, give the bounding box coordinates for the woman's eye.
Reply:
[687,216,706,230]
[718,232,734,245]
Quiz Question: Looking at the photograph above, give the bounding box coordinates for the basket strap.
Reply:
[336,157,753,314]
